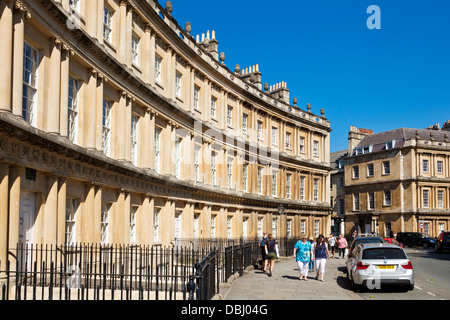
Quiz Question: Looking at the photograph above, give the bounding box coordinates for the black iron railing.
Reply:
[1,239,263,300]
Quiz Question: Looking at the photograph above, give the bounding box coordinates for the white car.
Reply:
[346,243,414,291]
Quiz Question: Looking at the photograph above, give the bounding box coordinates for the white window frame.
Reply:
[242,163,249,192]
[102,99,112,156]
[257,167,263,195]
[423,159,429,173]
[103,6,113,43]
[23,42,38,126]
[353,194,360,211]
[313,178,319,201]
[210,96,217,119]
[383,161,391,175]
[131,114,139,165]
[65,198,78,245]
[367,163,374,177]
[313,140,319,157]
[211,151,217,186]
[227,157,233,190]
[423,189,429,208]
[437,160,443,174]
[194,145,201,183]
[299,136,305,153]
[368,192,375,210]
[353,166,359,179]
[130,205,138,244]
[101,202,111,244]
[437,190,444,208]
[154,127,161,173]
[193,85,200,110]
[286,173,292,199]
[285,132,291,149]
[175,136,181,179]
[227,216,232,239]
[131,33,140,66]
[153,208,160,243]
[272,170,277,197]
[226,106,233,127]
[68,76,79,143]
[257,121,263,140]
[271,127,277,146]
[155,55,162,84]
[211,215,216,239]
[175,72,182,98]
[300,176,305,200]
[242,114,248,134]
[384,190,391,206]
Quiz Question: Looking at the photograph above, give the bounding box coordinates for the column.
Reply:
[93,185,102,244]
[0,164,9,273]
[59,46,72,137]
[84,69,98,149]
[8,166,21,251]
[11,4,31,115]
[95,73,106,151]
[46,38,63,134]
[44,175,59,246]
[0,0,14,112]
[118,0,128,64]
[57,178,67,245]
[83,183,95,243]
[143,25,152,84]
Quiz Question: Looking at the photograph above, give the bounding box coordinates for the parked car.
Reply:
[384,237,403,248]
[396,232,437,248]
[435,231,450,253]
[348,236,384,257]
[346,243,414,291]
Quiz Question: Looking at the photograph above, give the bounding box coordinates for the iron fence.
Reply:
[1,239,262,300]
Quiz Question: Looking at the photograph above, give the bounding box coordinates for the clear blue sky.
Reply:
[169,0,450,153]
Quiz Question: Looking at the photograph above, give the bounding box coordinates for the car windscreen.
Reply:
[355,238,383,246]
[362,248,407,260]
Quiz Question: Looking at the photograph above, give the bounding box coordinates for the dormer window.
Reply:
[356,146,372,155]
[385,140,395,150]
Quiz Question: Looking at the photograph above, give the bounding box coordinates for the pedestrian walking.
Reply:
[260,232,268,271]
[328,233,336,259]
[337,234,348,259]
[293,234,314,280]
[264,234,278,277]
[314,234,330,281]
[308,236,315,271]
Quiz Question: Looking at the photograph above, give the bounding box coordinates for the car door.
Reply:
[347,246,360,279]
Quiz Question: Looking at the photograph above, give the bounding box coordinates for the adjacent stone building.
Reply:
[338,125,450,238]
[0,0,332,271]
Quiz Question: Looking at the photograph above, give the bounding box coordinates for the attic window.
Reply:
[356,146,372,155]
[385,140,395,150]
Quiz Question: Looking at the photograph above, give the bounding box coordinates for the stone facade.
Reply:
[0,0,332,270]
[340,126,450,238]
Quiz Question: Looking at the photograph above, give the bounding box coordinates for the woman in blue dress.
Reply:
[293,234,314,280]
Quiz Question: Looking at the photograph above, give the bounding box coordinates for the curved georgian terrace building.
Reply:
[0,0,331,268]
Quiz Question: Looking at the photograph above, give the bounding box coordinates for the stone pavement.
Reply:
[218,256,363,300]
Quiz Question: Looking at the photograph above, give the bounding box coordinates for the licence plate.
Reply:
[376,265,395,269]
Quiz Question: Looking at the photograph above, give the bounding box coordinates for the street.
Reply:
[342,247,450,300]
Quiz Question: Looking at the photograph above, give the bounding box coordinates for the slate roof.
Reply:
[353,128,449,156]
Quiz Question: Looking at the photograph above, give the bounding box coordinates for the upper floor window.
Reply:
[175,72,182,98]
[226,106,233,126]
[423,159,429,173]
[300,176,305,200]
[227,157,233,190]
[257,121,263,140]
[65,198,78,245]
[242,163,249,192]
[299,136,305,153]
[437,160,443,174]
[68,76,79,143]
[286,174,292,199]
[154,127,161,173]
[23,42,39,126]
[193,85,200,110]
[155,55,162,84]
[242,114,248,134]
[272,170,277,197]
[131,115,139,165]
[131,34,140,66]
[383,161,390,175]
[257,167,263,195]
[385,140,395,150]
[367,163,374,177]
[352,166,359,179]
[211,151,217,186]
[437,190,444,208]
[194,145,201,183]
[103,6,113,43]
[384,190,391,206]
[353,194,360,211]
[368,192,375,210]
[102,99,112,156]
[423,190,429,208]
[313,178,319,201]
[285,132,291,149]
[313,140,319,157]
[210,96,217,119]
[271,127,277,146]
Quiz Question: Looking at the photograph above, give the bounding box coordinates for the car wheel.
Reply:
[408,284,414,291]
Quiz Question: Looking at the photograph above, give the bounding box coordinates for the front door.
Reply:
[19,191,36,271]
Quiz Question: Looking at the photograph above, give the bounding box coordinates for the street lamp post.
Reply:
[277,204,286,255]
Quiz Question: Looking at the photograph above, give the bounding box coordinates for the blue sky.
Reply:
[169,0,450,153]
